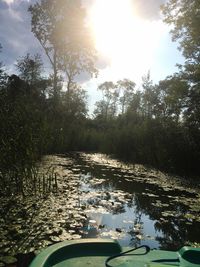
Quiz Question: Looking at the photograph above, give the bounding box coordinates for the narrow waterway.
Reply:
[71,153,200,250]
[0,152,200,265]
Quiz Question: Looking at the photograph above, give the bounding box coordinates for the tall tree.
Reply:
[97,81,118,120]
[93,100,109,120]
[156,75,189,122]
[162,0,200,63]
[127,90,142,115]
[141,72,156,118]
[117,79,136,114]
[0,44,7,90]
[162,0,200,129]
[15,53,43,86]
[29,0,97,97]
[29,0,59,96]
[57,1,97,94]
[61,82,88,119]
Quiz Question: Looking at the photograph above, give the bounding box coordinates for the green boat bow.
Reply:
[29,238,200,267]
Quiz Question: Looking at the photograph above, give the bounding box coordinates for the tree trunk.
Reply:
[53,50,58,98]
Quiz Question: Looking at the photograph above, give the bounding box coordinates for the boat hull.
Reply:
[29,238,200,267]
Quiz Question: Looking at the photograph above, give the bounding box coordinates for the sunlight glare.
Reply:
[3,0,14,4]
[88,0,165,81]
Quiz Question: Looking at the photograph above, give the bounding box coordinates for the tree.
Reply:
[29,0,61,96]
[93,100,108,120]
[117,79,136,114]
[141,72,157,118]
[0,44,7,90]
[184,83,200,129]
[0,72,48,194]
[162,0,200,131]
[15,53,43,86]
[97,81,118,120]
[61,82,88,119]
[57,2,97,94]
[162,0,200,63]
[156,75,189,122]
[127,90,142,115]
[29,0,97,97]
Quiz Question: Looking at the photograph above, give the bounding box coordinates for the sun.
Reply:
[88,0,164,82]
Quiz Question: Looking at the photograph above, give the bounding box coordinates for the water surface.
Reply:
[0,152,200,261]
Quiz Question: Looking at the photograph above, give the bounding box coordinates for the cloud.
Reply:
[0,0,166,78]
[96,54,111,70]
[0,0,99,81]
[0,0,47,73]
[2,0,31,6]
[132,0,166,20]
[2,0,14,4]
[83,0,166,20]
[0,0,109,81]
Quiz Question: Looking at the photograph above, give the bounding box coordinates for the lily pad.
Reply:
[0,256,17,265]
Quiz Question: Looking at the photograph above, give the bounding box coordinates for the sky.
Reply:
[0,0,185,113]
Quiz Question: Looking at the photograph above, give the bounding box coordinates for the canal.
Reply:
[0,152,200,265]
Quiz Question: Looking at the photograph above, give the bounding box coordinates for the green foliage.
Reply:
[29,0,60,94]
[91,73,200,175]
[0,44,8,90]
[156,74,189,122]
[117,79,136,114]
[141,72,156,118]
[96,81,117,119]
[0,80,44,195]
[161,0,200,63]
[15,53,43,85]
[95,79,136,120]
[160,0,200,173]
[29,0,97,96]
[0,69,89,195]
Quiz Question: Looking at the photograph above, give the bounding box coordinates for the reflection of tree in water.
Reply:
[128,208,143,247]
[154,214,192,250]
[112,205,126,215]
[75,153,200,249]
[134,193,192,249]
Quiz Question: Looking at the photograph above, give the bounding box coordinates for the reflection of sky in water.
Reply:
[80,171,161,248]
[76,154,200,250]
[84,205,161,248]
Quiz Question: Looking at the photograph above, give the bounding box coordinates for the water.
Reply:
[0,152,200,263]
[68,152,200,250]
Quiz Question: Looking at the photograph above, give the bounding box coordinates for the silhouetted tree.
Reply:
[16,53,43,86]
[162,0,200,63]
[29,0,60,96]
[97,81,118,120]
[156,74,189,122]
[162,0,200,171]
[0,73,48,195]
[0,44,7,90]
[29,0,97,97]
[93,100,109,120]
[117,79,136,114]
[141,72,156,118]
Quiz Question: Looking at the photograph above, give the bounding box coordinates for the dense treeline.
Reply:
[0,0,200,195]
[87,73,200,174]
